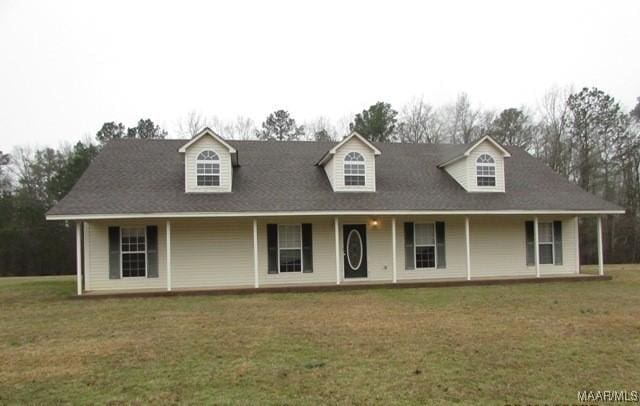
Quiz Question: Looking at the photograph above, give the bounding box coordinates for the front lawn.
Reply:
[1,269,639,404]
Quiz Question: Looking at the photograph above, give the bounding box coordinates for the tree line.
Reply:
[1,86,639,275]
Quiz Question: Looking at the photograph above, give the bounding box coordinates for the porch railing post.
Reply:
[575,216,580,274]
[253,219,259,288]
[465,216,471,281]
[334,217,340,285]
[392,217,397,283]
[597,216,604,276]
[166,220,172,291]
[76,221,82,295]
[534,217,540,278]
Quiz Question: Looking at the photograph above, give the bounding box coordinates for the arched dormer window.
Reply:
[344,152,365,186]
[476,154,496,187]
[196,150,220,186]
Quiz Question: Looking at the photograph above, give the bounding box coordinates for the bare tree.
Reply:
[208,116,234,139]
[305,116,337,141]
[335,114,353,140]
[0,151,11,192]
[176,110,210,138]
[233,116,257,140]
[397,97,444,143]
[442,93,480,143]
[535,86,572,176]
[10,146,34,194]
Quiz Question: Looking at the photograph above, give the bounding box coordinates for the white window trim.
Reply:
[413,223,437,270]
[476,154,496,187]
[343,152,366,187]
[196,150,221,187]
[276,224,304,274]
[538,222,555,265]
[120,227,148,279]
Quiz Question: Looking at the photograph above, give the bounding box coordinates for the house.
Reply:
[46,129,624,295]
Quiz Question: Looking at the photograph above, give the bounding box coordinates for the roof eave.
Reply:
[46,208,626,221]
[316,131,381,167]
[177,127,237,154]
[437,155,466,168]
[437,135,511,167]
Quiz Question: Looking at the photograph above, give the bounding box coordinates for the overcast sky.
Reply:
[0,0,638,151]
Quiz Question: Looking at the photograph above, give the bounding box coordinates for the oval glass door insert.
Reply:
[346,229,363,270]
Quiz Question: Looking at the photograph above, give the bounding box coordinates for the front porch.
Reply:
[73,214,608,295]
[79,272,610,298]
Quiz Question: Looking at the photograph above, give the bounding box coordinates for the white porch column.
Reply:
[597,216,604,276]
[575,216,580,274]
[334,217,340,285]
[465,216,471,281]
[391,217,397,283]
[166,221,172,291]
[253,219,259,288]
[534,217,540,278]
[75,221,82,296]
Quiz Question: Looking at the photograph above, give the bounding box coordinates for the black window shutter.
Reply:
[435,221,446,269]
[404,222,414,270]
[108,226,121,279]
[553,221,563,265]
[146,225,158,278]
[302,223,313,273]
[525,221,535,266]
[267,224,278,274]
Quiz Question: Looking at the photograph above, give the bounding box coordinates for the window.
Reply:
[538,222,554,264]
[344,152,365,186]
[414,223,436,268]
[121,228,146,277]
[196,150,220,186]
[278,225,302,272]
[476,154,496,187]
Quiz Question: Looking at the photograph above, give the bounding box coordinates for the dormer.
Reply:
[437,135,511,193]
[317,131,381,192]
[178,128,237,193]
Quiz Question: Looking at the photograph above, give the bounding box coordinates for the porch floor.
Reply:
[80,273,611,298]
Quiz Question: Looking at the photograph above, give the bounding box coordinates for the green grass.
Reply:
[1,269,639,405]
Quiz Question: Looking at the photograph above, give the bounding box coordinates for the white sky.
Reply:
[0,0,638,151]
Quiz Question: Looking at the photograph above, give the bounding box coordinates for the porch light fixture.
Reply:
[371,218,380,228]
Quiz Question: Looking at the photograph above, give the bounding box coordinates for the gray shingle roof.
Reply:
[47,138,623,217]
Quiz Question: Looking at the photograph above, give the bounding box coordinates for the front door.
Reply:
[343,224,367,278]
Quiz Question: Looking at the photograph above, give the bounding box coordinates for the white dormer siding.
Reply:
[465,142,505,192]
[445,158,468,190]
[183,133,233,193]
[439,136,509,193]
[324,136,377,192]
[324,155,335,188]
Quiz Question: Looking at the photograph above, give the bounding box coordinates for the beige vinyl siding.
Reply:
[467,215,576,277]
[332,137,376,192]
[84,220,167,291]
[465,142,506,193]
[443,159,468,190]
[171,219,254,288]
[184,135,232,193]
[467,216,530,277]
[82,215,578,292]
